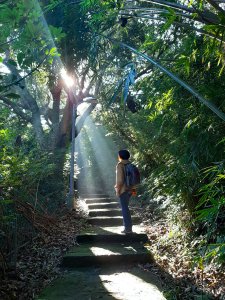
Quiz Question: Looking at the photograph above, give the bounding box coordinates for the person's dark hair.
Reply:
[118,149,130,160]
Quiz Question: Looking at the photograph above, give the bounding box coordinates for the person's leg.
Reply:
[119,191,132,232]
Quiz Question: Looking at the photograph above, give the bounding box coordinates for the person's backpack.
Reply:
[124,163,141,187]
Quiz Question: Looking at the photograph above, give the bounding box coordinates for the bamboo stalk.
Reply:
[101,34,225,122]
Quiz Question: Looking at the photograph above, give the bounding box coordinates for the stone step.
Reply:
[88,216,140,226]
[38,266,166,300]
[76,233,148,244]
[84,225,146,235]
[80,194,109,198]
[89,209,122,217]
[88,202,119,210]
[86,198,114,204]
[63,242,153,267]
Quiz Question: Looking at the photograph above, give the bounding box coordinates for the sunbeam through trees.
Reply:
[0,0,225,299]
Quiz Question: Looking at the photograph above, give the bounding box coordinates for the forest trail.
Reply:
[37,194,166,300]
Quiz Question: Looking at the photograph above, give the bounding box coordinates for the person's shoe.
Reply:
[121,229,133,234]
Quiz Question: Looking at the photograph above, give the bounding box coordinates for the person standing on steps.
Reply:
[114,149,136,234]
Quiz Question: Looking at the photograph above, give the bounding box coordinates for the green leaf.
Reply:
[1,199,13,204]
[48,25,66,41]
[17,52,25,65]
[49,47,58,56]
[22,58,33,67]
[5,93,21,99]
[198,257,204,270]
[7,59,17,66]
[219,64,225,77]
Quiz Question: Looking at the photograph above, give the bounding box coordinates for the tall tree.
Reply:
[0,0,108,206]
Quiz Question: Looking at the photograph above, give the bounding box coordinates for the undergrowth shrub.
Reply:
[195,161,225,265]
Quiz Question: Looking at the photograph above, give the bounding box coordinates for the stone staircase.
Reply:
[38,194,167,300]
[63,194,153,267]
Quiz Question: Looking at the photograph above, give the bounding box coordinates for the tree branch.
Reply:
[73,69,81,90]
[3,56,47,90]
[101,34,225,122]
[0,96,32,122]
[119,13,225,43]
[83,77,95,96]
[3,59,45,146]
[206,0,225,16]
[80,68,89,90]
[0,35,20,47]
[75,102,97,137]
[136,66,153,79]
[138,0,195,13]
[137,0,221,24]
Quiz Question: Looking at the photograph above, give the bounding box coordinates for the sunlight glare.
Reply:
[61,68,74,87]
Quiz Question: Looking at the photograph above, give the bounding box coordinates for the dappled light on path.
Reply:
[100,271,165,300]
[86,225,146,235]
[38,193,166,300]
[37,266,166,300]
[91,246,121,256]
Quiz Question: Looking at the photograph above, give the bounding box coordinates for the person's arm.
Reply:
[114,163,124,196]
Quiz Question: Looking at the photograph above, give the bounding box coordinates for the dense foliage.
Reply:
[79,0,225,266]
[0,0,225,278]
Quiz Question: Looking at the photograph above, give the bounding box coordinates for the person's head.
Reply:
[118,149,130,161]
